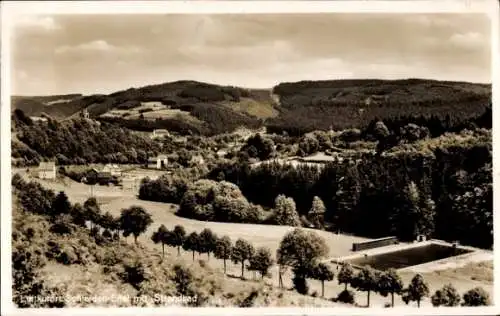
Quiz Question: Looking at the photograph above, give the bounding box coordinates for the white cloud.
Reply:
[16,16,60,31]
[55,40,113,54]
[449,32,486,50]
[55,40,142,55]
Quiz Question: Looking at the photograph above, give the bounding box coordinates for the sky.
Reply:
[11,13,492,96]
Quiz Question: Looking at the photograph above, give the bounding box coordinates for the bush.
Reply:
[121,260,150,290]
[462,287,491,306]
[49,214,75,235]
[239,289,259,307]
[292,274,309,295]
[45,240,79,265]
[172,264,195,296]
[337,289,355,304]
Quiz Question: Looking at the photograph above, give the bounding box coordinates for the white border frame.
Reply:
[1,1,499,315]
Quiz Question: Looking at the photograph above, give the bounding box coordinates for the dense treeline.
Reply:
[267,79,491,136]
[208,131,492,248]
[189,103,261,135]
[97,116,208,135]
[98,103,261,136]
[12,111,161,166]
[267,100,491,137]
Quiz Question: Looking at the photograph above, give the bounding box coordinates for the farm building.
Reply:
[82,168,120,186]
[30,116,48,122]
[38,161,56,179]
[148,155,168,169]
[298,152,337,163]
[102,164,122,176]
[151,129,170,139]
[80,109,90,119]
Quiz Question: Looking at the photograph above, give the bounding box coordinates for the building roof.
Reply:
[154,129,169,133]
[103,163,121,170]
[149,154,168,161]
[301,152,336,162]
[38,162,55,171]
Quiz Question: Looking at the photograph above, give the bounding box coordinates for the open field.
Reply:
[17,169,494,307]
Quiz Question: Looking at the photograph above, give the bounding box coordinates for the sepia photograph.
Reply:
[1,0,498,314]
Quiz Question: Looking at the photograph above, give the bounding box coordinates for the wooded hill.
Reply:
[12,79,491,136]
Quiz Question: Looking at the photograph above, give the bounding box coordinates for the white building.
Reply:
[81,109,90,119]
[150,129,170,139]
[102,164,122,176]
[148,155,168,169]
[30,116,48,122]
[38,161,56,179]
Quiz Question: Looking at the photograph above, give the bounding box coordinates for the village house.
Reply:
[102,164,122,177]
[80,109,90,119]
[148,154,168,169]
[298,152,337,163]
[29,116,48,122]
[150,129,170,139]
[37,161,56,179]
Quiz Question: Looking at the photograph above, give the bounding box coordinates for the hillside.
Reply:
[12,79,491,136]
[12,81,275,136]
[12,175,345,308]
[267,79,491,135]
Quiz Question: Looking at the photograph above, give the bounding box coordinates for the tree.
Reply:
[337,262,355,291]
[406,274,429,307]
[70,203,87,227]
[99,211,115,231]
[273,195,301,226]
[351,266,380,307]
[394,181,435,241]
[198,228,218,260]
[241,133,275,160]
[183,232,200,261]
[119,206,153,244]
[431,283,461,307]
[462,287,490,306]
[377,268,404,307]
[51,191,71,218]
[170,225,186,256]
[214,235,232,275]
[311,263,334,297]
[151,224,170,258]
[248,247,274,279]
[231,238,255,279]
[277,228,328,291]
[308,196,326,228]
[83,197,101,230]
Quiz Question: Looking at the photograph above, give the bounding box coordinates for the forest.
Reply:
[12,110,161,166]
[206,129,492,248]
